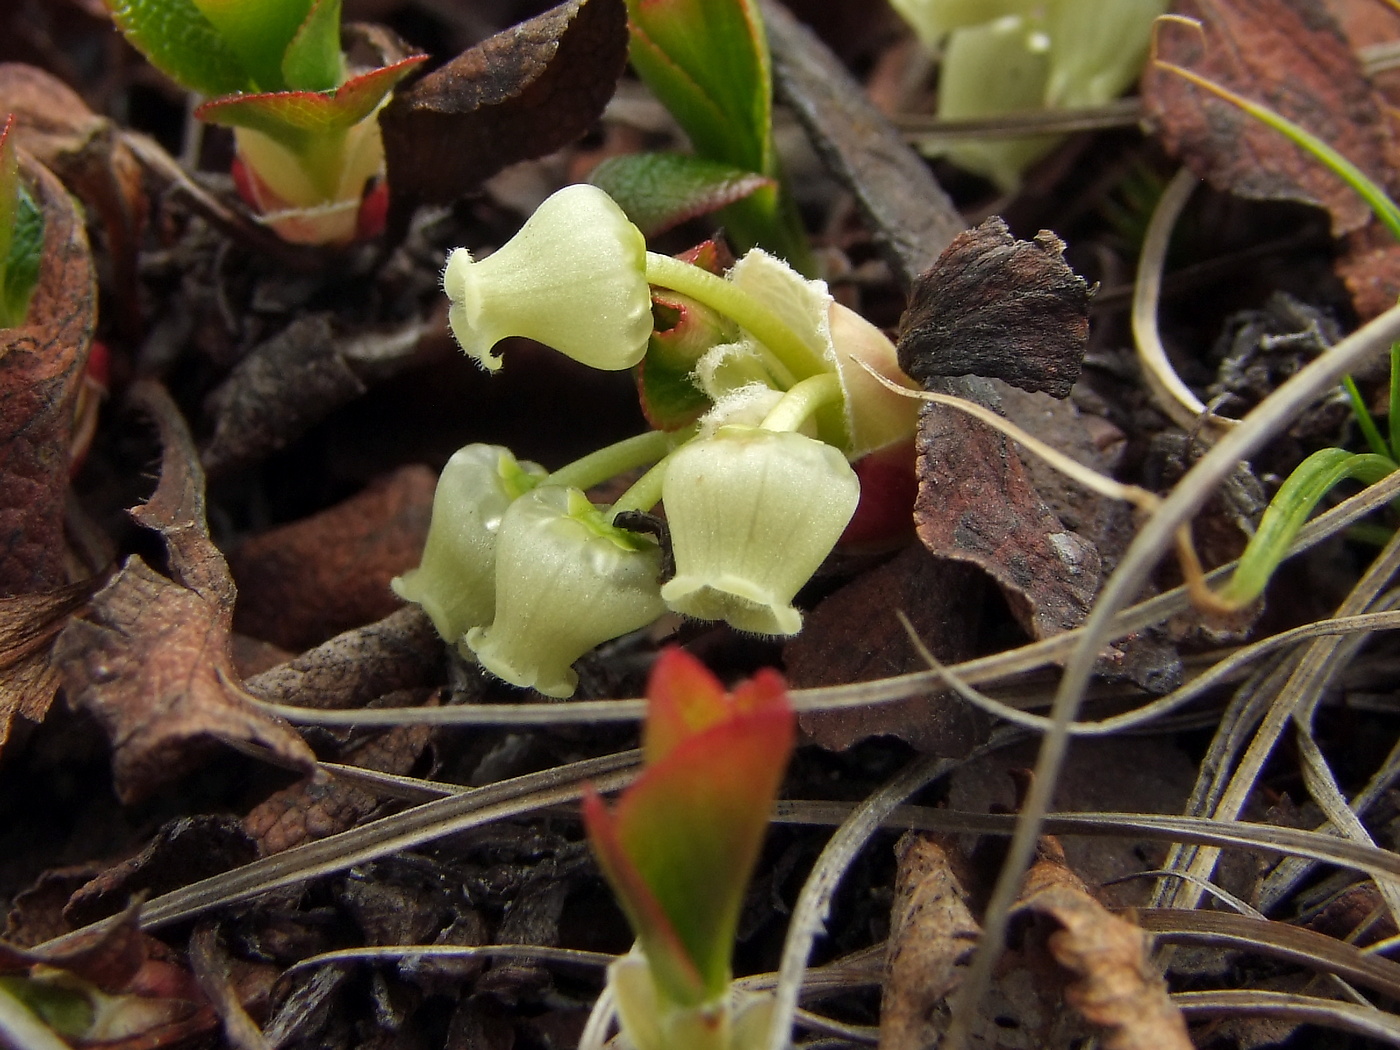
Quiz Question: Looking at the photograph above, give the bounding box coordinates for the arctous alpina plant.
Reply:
[582,648,795,1050]
[394,182,924,695]
[104,0,425,244]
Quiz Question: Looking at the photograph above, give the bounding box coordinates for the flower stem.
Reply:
[761,373,843,433]
[608,455,673,518]
[644,252,828,383]
[547,429,678,492]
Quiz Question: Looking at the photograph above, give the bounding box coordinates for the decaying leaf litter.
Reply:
[5,0,1400,1047]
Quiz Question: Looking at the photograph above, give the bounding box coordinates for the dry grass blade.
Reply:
[1171,990,1400,1044]
[945,301,1400,1049]
[760,736,1019,1050]
[1163,542,1400,917]
[1137,908,1400,1000]
[1132,167,1234,436]
[287,944,616,974]
[39,751,639,949]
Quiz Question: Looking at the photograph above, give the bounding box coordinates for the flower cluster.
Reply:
[890,0,1167,190]
[582,648,795,1050]
[393,184,921,696]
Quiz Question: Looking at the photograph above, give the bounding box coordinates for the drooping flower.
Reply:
[390,444,545,648]
[583,648,795,1050]
[443,184,654,372]
[659,425,860,635]
[464,486,665,697]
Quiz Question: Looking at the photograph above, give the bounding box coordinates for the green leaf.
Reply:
[104,0,252,96]
[625,0,771,175]
[0,119,44,330]
[189,0,315,91]
[2,183,45,328]
[589,152,773,236]
[281,0,345,92]
[0,116,18,266]
[195,55,425,147]
[1220,448,1397,608]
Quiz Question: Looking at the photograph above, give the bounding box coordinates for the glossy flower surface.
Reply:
[443,184,654,372]
[391,444,545,646]
[660,426,859,634]
[465,486,664,697]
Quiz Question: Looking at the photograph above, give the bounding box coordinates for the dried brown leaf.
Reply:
[878,833,979,1050]
[380,0,628,206]
[785,545,992,753]
[246,605,442,711]
[230,465,435,651]
[243,690,437,855]
[913,385,1102,641]
[0,580,91,753]
[0,152,95,597]
[1141,0,1400,235]
[1335,223,1400,321]
[200,314,434,477]
[1017,840,1191,1050]
[53,382,314,801]
[897,218,1089,399]
[0,906,217,1047]
[64,816,258,929]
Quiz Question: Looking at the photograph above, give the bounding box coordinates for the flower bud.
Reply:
[443,184,654,372]
[660,427,859,635]
[391,445,545,645]
[466,487,665,697]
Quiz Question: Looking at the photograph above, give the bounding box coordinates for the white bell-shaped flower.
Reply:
[466,486,665,697]
[443,184,654,372]
[391,444,545,645]
[660,426,859,635]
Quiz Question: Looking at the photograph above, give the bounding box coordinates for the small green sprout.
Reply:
[582,647,795,1050]
[891,0,1167,190]
[0,116,45,329]
[590,0,814,272]
[104,0,425,244]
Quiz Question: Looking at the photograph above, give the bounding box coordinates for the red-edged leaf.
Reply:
[642,646,727,764]
[195,55,426,143]
[581,786,707,1001]
[605,696,794,1003]
[589,152,774,236]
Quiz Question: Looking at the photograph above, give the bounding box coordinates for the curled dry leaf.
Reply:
[896,218,1089,399]
[229,464,435,651]
[879,833,979,1050]
[1140,0,1400,236]
[1016,838,1191,1050]
[53,381,314,802]
[0,151,95,597]
[379,0,629,207]
[0,62,148,335]
[785,545,992,753]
